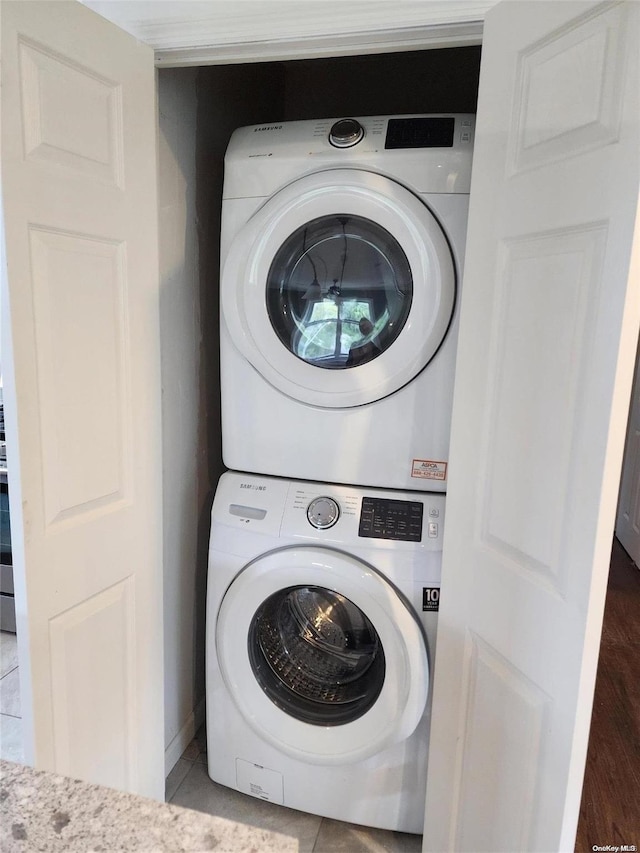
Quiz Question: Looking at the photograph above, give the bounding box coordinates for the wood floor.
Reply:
[575,538,640,851]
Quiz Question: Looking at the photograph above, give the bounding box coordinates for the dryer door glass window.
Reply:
[266,215,412,369]
[248,585,386,725]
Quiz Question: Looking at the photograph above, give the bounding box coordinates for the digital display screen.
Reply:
[385,117,455,149]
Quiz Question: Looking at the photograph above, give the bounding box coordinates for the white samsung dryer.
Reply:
[206,470,444,834]
[220,114,474,492]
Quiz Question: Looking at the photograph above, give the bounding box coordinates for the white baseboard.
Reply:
[164,695,206,777]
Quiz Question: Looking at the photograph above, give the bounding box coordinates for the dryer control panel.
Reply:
[223,113,475,199]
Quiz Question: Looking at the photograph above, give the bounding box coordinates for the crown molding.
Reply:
[82,1,491,67]
[155,20,484,66]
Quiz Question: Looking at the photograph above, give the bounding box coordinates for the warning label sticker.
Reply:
[412,459,447,481]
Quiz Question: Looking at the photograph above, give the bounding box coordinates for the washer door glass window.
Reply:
[248,585,386,725]
[267,215,412,369]
[215,547,429,765]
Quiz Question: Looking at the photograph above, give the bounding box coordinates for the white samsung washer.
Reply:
[206,471,444,834]
[220,114,474,492]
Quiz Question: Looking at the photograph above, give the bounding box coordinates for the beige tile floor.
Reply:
[166,726,423,853]
[0,631,421,852]
[0,630,23,764]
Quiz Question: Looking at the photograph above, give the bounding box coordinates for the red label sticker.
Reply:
[412,459,447,480]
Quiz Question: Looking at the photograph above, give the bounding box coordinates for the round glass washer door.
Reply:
[215,546,429,765]
[248,585,386,726]
[221,169,456,408]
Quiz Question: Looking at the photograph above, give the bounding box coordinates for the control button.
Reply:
[429,507,440,518]
[307,496,340,530]
[428,522,439,538]
[329,118,364,148]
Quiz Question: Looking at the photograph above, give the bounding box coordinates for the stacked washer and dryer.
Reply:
[206,114,474,834]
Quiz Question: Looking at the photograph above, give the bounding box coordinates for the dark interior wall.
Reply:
[282,47,481,119]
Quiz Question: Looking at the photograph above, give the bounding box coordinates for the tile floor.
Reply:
[166,726,423,853]
[0,630,23,764]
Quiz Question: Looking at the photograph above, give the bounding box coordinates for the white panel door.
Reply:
[615,341,640,565]
[424,2,639,851]
[0,1,164,798]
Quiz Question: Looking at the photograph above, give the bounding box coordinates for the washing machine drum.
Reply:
[215,547,429,765]
[249,585,386,726]
[222,169,456,408]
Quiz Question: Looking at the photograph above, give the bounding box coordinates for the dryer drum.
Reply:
[248,585,386,725]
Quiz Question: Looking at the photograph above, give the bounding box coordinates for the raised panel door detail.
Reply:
[49,578,136,790]
[2,0,163,798]
[453,633,548,852]
[510,3,627,174]
[18,37,123,187]
[480,225,607,592]
[29,227,131,528]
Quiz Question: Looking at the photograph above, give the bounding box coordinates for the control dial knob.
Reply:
[307,496,340,529]
[328,118,364,148]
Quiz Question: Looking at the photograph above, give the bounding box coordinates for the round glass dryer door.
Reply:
[215,547,429,765]
[266,215,412,370]
[222,169,456,408]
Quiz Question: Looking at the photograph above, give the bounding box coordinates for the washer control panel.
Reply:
[213,473,445,551]
[307,496,340,529]
[277,481,445,549]
[358,496,423,542]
